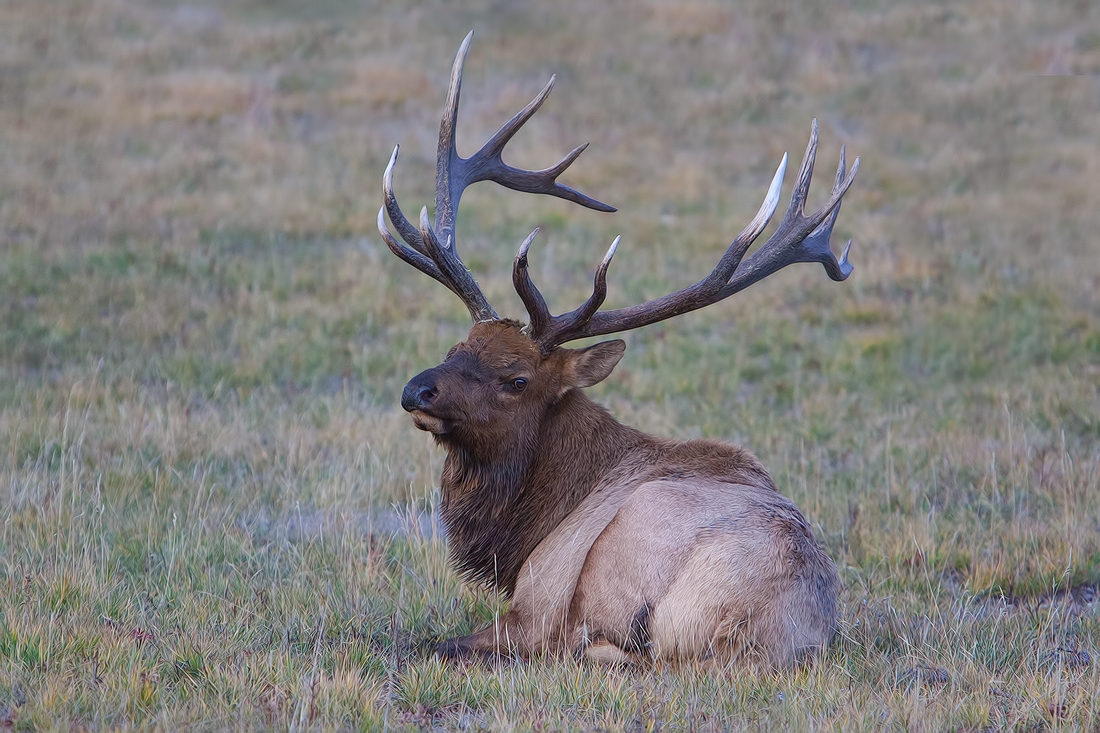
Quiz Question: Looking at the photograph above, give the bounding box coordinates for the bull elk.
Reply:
[379,33,858,668]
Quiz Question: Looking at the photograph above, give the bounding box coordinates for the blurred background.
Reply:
[4,0,1098,504]
[4,1,1099,350]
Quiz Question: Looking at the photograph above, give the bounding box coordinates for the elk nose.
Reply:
[401,377,437,412]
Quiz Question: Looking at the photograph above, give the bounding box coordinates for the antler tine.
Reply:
[434,30,474,250]
[703,153,787,288]
[474,74,557,176]
[516,233,621,351]
[378,206,445,285]
[418,206,497,322]
[724,129,859,292]
[582,237,619,317]
[522,121,858,350]
[482,141,617,212]
[436,32,615,248]
[785,119,819,220]
[380,144,494,319]
[811,145,854,280]
[563,235,619,332]
[513,228,551,337]
[383,145,428,255]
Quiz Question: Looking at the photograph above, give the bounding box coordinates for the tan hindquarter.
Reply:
[476,474,836,668]
[499,476,836,666]
[569,478,837,666]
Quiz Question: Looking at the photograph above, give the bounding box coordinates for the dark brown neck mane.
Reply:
[437,390,650,595]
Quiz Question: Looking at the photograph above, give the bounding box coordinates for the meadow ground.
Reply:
[2,0,1099,729]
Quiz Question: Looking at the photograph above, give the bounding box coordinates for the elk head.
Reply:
[401,319,625,459]
[380,32,859,455]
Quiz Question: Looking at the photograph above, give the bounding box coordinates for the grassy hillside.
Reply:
[1,0,1098,729]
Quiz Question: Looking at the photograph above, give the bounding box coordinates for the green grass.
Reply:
[2,0,1099,729]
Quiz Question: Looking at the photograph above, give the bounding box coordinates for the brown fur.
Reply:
[403,320,838,668]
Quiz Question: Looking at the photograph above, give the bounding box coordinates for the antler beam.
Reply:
[517,119,859,352]
[378,31,615,323]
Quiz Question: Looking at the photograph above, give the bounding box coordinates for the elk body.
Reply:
[380,33,859,668]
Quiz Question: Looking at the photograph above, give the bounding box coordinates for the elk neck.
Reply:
[437,387,652,595]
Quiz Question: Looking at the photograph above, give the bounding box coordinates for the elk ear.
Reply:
[563,340,626,389]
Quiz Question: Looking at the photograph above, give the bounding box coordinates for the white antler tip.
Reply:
[607,236,621,261]
[774,153,788,188]
[518,228,539,259]
[418,206,431,230]
[457,31,474,58]
[752,154,787,233]
[383,145,399,189]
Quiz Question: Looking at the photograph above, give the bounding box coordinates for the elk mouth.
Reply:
[409,410,454,435]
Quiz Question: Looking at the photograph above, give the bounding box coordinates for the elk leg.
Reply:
[436,610,530,659]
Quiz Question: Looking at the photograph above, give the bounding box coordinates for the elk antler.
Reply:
[378,31,615,323]
[515,119,859,351]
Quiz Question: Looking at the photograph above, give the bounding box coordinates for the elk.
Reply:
[379,33,858,668]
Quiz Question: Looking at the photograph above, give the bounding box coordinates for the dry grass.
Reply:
[1,0,1099,729]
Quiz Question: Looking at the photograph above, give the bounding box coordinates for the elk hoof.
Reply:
[435,638,469,659]
[436,638,518,667]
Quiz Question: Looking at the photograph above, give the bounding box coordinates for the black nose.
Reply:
[401,373,438,412]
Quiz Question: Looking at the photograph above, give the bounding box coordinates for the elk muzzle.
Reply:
[401,369,452,434]
[401,370,438,412]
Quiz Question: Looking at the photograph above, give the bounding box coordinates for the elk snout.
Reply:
[401,372,438,412]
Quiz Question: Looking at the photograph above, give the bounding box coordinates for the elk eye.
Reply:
[510,377,528,392]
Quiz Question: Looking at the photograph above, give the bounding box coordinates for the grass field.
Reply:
[2,0,1099,729]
